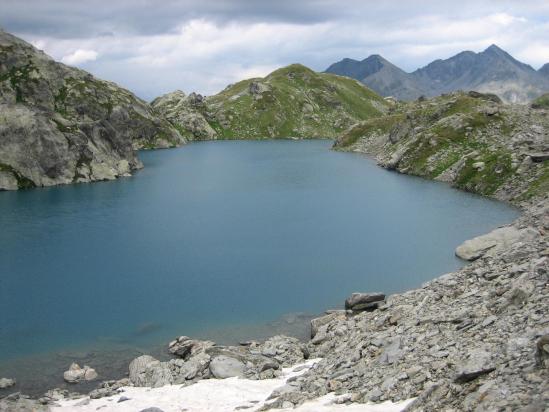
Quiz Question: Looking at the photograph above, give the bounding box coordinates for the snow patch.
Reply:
[51,359,413,412]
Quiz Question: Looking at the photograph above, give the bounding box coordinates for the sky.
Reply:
[1,0,548,100]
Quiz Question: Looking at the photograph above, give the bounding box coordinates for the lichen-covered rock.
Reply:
[0,29,185,191]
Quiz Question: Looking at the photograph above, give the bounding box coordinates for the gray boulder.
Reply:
[129,355,173,388]
[310,311,346,338]
[345,292,385,310]
[209,355,245,379]
[454,349,495,383]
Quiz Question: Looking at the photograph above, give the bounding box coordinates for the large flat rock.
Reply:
[455,226,538,261]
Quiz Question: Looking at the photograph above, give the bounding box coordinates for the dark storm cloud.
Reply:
[3,0,535,38]
[1,0,343,37]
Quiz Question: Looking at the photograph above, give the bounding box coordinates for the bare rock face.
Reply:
[0,29,185,191]
[151,91,217,141]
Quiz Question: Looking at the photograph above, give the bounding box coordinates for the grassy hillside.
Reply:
[334,91,548,202]
[531,93,549,109]
[153,64,389,140]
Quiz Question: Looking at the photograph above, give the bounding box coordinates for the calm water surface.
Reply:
[0,140,518,393]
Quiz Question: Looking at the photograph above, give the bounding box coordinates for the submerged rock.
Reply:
[0,377,16,389]
[62,363,98,383]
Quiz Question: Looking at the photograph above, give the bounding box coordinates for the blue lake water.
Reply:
[0,140,519,393]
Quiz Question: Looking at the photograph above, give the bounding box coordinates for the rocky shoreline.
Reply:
[2,189,547,411]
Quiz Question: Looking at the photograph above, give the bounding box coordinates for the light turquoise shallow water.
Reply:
[0,140,519,393]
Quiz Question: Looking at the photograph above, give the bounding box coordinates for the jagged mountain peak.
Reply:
[326,45,549,103]
[484,44,505,54]
[538,63,549,77]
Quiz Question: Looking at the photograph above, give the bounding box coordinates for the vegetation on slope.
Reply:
[334,91,548,202]
[531,93,549,109]
[153,64,389,140]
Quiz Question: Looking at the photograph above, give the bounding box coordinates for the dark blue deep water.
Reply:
[0,140,518,393]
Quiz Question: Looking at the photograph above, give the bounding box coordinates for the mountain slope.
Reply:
[326,55,425,100]
[325,45,549,103]
[539,63,549,78]
[412,45,547,103]
[334,91,548,201]
[0,29,185,191]
[154,64,389,140]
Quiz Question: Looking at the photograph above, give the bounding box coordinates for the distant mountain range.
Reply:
[325,45,549,103]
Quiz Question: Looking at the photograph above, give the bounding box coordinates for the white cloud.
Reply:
[61,49,98,65]
[18,6,549,100]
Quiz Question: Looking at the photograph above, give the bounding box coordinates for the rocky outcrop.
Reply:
[150,91,217,141]
[125,335,308,389]
[0,29,185,191]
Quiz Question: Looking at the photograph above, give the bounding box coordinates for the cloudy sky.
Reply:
[1,0,548,100]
